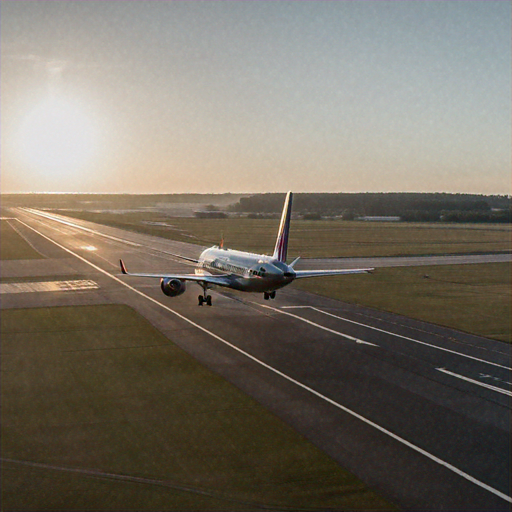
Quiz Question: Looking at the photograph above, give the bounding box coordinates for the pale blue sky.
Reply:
[1,1,510,194]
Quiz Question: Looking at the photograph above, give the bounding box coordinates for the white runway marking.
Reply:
[0,280,99,294]
[15,217,512,505]
[479,373,512,386]
[437,368,512,397]
[256,303,378,346]
[20,208,198,267]
[283,306,511,370]
[21,208,142,247]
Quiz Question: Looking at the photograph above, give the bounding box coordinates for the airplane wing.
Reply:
[293,268,374,279]
[119,259,232,286]
[159,251,199,265]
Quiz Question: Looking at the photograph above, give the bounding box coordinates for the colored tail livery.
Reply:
[273,191,293,262]
[120,191,373,306]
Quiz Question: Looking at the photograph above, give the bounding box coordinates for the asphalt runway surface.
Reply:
[2,207,511,511]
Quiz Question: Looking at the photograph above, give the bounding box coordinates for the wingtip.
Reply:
[119,259,128,274]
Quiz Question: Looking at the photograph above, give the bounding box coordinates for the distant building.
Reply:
[358,216,401,222]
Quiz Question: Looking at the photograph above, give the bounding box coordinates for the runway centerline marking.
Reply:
[283,306,511,370]
[437,368,512,397]
[15,217,512,505]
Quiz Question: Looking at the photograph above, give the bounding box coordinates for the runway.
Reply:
[2,207,511,511]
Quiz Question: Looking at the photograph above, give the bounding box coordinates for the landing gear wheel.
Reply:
[270,291,276,299]
[206,295,212,306]
[264,292,270,300]
[198,295,204,306]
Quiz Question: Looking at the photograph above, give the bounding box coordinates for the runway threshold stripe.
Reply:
[16,218,512,505]
[283,306,511,370]
[0,280,98,294]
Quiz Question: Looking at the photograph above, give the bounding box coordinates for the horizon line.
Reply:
[1,191,511,197]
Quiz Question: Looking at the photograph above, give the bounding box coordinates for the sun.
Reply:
[17,97,98,178]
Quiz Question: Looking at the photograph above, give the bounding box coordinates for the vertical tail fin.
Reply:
[273,191,293,262]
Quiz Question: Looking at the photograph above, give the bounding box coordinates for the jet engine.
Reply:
[160,278,186,297]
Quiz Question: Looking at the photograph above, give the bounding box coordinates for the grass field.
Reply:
[51,210,511,258]
[0,220,43,260]
[1,305,395,511]
[295,263,511,343]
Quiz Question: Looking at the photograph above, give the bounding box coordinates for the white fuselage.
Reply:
[196,246,296,293]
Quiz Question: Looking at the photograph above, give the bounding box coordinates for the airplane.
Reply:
[119,191,374,306]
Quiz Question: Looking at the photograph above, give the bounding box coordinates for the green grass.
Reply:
[1,304,395,511]
[52,210,511,258]
[0,220,43,260]
[295,263,511,343]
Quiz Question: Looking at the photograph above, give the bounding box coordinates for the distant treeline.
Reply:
[0,193,244,209]
[230,193,512,223]
[2,192,510,223]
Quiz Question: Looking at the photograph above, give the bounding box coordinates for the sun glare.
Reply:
[17,97,98,178]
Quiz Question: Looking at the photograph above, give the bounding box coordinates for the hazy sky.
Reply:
[1,1,510,194]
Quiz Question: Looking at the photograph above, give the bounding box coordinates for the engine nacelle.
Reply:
[160,278,186,297]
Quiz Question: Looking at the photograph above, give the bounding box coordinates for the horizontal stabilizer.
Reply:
[289,256,301,268]
[294,268,374,279]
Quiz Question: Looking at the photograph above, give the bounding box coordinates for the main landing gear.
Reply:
[198,294,212,306]
[264,291,276,300]
[198,282,212,306]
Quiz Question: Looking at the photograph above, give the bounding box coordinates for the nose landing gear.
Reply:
[263,291,276,300]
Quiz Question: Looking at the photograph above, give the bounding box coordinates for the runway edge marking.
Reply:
[283,306,511,370]
[256,303,377,346]
[437,368,512,397]
[16,217,512,505]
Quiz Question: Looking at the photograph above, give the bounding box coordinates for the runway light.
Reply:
[82,245,97,251]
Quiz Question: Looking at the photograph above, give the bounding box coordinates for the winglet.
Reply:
[119,259,128,274]
[273,191,293,262]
